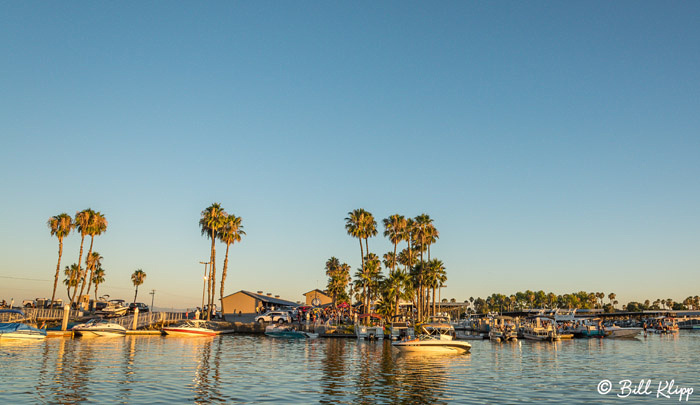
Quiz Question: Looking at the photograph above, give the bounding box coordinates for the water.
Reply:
[1,332,699,403]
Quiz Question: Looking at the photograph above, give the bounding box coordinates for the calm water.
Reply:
[1,332,699,403]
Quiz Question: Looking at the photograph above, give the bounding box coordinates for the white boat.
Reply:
[392,324,471,354]
[0,310,47,340]
[388,315,415,341]
[72,319,126,337]
[421,315,456,338]
[97,299,129,318]
[355,314,384,340]
[488,316,518,343]
[522,317,560,341]
[163,320,217,337]
[265,324,318,339]
[646,317,679,334]
[605,325,642,338]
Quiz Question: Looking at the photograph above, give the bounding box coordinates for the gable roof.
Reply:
[223,290,298,307]
[303,289,331,298]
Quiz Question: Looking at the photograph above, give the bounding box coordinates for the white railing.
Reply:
[3,308,83,321]
[110,312,187,330]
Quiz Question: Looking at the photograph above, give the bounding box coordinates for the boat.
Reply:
[604,325,642,339]
[392,324,471,354]
[388,315,415,341]
[679,319,700,330]
[521,317,560,341]
[72,318,126,337]
[421,315,456,338]
[355,314,384,340]
[488,316,518,342]
[163,320,217,337]
[0,309,47,340]
[646,317,679,334]
[97,299,129,318]
[265,324,318,339]
[567,319,607,338]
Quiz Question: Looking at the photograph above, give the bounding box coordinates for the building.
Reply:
[303,289,333,307]
[221,290,297,320]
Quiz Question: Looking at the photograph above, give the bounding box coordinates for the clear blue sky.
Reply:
[1,2,698,308]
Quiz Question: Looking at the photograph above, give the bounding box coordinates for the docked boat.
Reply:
[388,315,415,341]
[392,324,471,354]
[72,319,126,337]
[522,317,560,341]
[97,299,129,318]
[355,314,384,340]
[265,324,318,339]
[163,320,217,337]
[605,325,642,339]
[488,316,518,343]
[0,309,47,340]
[646,317,679,334]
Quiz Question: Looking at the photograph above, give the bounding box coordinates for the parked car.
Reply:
[255,311,292,324]
[128,303,149,313]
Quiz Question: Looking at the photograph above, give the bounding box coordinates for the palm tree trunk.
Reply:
[77,236,94,305]
[432,286,437,316]
[220,243,230,315]
[51,238,63,305]
[72,234,86,306]
[134,285,139,304]
[392,242,397,273]
[86,264,94,296]
[208,230,216,320]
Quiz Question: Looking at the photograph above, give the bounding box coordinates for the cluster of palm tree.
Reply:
[324,257,351,305]
[199,203,245,320]
[464,290,619,314]
[343,209,446,322]
[48,209,108,307]
[625,296,700,312]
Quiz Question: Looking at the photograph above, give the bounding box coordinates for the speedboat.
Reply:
[0,309,47,340]
[646,317,679,334]
[605,325,642,338]
[97,299,129,318]
[163,320,217,337]
[72,319,126,337]
[265,324,318,339]
[488,316,518,343]
[392,324,471,354]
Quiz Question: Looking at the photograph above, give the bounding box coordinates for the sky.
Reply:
[1,2,699,309]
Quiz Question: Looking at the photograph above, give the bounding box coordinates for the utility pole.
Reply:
[149,289,156,310]
[199,261,210,312]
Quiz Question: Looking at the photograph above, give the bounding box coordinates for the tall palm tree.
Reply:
[63,263,82,303]
[362,211,377,259]
[200,203,226,320]
[382,214,406,273]
[131,269,147,304]
[413,214,433,319]
[85,251,103,296]
[92,267,106,301]
[77,211,107,303]
[48,213,73,306]
[72,209,95,305]
[345,209,368,274]
[383,269,411,316]
[425,223,439,261]
[218,213,245,314]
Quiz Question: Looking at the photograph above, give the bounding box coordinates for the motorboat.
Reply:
[488,316,518,343]
[163,320,217,337]
[605,325,642,338]
[265,324,318,339]
[521,317,560,341]
[646,317,679,334]
[0,309,47,340]
[72,319,126,337]
[421,315,456,338]
[97,299,129,318]
[355,314,384,340]
[392,324,471,354]
[570,319,607,338]
[388,315,415,341]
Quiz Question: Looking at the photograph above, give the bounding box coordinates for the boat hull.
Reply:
[606,328,642,338]
[393,340,471,354]
[0,323,47,340]
[73,329,126,337]
[163,328,217,337]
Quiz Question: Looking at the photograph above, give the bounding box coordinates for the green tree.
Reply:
[92,267,106,301]
[382,214,406,273]
[85,251,103,297]
[131,269,147,304]
[63,263,82,303]
[77,210,107,304]
[200,203,226,320]
[72,208,94,305]
[48,213,73,306]
[218,213,245,314]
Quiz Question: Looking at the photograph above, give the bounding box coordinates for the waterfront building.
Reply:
[303,289,332,307]
[221,290,297,321]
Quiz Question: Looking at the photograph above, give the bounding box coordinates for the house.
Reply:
[303,289,333,307]
[220,290,297,320]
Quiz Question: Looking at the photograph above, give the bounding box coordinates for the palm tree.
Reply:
[345,209,368,273]
[85,251,103,297]
[218,213,245,314]
[48,213,73,306]
[608,293,616,308]
[382,270,411,316]
[383,214,406,273]
[200,203,226,320]
[92,267,105,301]
[413,214,433,320]
[63,263,82,303]
[131,269,147,304]
[77,210,107,303]
[72,208,95,305]
[425,223,439,261]
[426,259,446,316]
